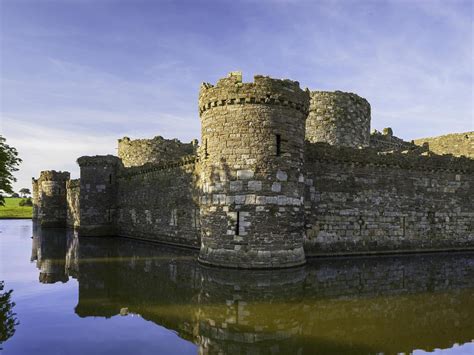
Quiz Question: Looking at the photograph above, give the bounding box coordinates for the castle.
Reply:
[32,72,474,269]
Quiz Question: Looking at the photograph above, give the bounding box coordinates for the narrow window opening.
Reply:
[109,174,112,184]
[204,139,209,157]
[235,211,240,236]
[276,134,281,156]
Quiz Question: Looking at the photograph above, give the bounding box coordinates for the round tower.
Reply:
[37,170,70,227]
[306,91,371,147]
[198,72,310,269]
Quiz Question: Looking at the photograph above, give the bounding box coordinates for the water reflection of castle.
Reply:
[32,224,474,354]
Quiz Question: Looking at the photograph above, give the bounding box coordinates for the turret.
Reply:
[306,91,371,147]
[35,170,70,227]
[77,155,121,236]
[198,72,310,268]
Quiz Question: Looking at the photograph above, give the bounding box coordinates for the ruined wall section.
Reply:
[35,171,70,227]
[304,143,474,255]
[414,132,473,158]
[306,91,371,148]
[66,179,80,228]
[198,72,309,268]
[118,136,198,167]
[370,127,418,152]
[115,156,201,248]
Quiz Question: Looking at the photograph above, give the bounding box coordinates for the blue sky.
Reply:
[0,0,473,191]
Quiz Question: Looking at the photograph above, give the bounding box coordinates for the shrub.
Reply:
[19,198,32,207]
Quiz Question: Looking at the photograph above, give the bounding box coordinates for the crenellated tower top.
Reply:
[198,72,309,116]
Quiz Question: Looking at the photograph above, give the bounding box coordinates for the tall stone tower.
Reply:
[35,171,70,227]
[77,155,121,236]
[198,72,310,268]
[306,91,371,147]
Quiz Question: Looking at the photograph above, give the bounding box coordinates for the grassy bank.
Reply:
[0,197,33,219]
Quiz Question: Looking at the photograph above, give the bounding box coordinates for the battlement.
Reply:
[199,72,310,115]
[38,170,70,182]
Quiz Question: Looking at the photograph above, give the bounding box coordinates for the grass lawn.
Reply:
[0,197,33,219]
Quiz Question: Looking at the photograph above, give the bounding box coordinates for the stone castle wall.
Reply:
[304,143,474,255]
[118,135,197,167]
[115,156,201,247]
[66,179,80,228]
[198,72,309,268]
[32,72,474,269]
[413,132,473,158]
[306,91,371,148]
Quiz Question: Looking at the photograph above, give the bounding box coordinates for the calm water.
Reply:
[0,220,473,355]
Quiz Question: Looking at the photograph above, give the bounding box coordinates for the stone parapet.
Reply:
[199,72,310,115]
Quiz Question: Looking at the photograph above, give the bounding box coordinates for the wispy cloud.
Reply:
[0,0,472,192]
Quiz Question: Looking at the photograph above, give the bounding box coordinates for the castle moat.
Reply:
[1,219,473,354]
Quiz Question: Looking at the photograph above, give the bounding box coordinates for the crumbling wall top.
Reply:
[77,155,122,167]
[38,170,70,182]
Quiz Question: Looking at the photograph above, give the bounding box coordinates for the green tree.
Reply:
[0,281,19,349]
[0,136,21,206]
[19,188,31,198]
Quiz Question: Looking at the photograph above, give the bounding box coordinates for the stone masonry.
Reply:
[414,132,474,158]
[198,72,309,268]
[33,72,474,269]
[118,135,198,167]
[306,91,371,148]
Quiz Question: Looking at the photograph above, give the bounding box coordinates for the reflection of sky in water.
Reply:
[414,343,474,355]
[1,219,472,354]
[0,220,196,355]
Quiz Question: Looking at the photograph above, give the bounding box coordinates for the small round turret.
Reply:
[306,91,371,147]
[198,72,310,269]
[37,170,70,227]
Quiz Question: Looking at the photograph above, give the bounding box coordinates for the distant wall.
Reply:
[370,127,416,152]
[66,179,80,228]
[413,132,473,158]
[304,143,474,255]
[115,156,201,247]
[118,136,198,167]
